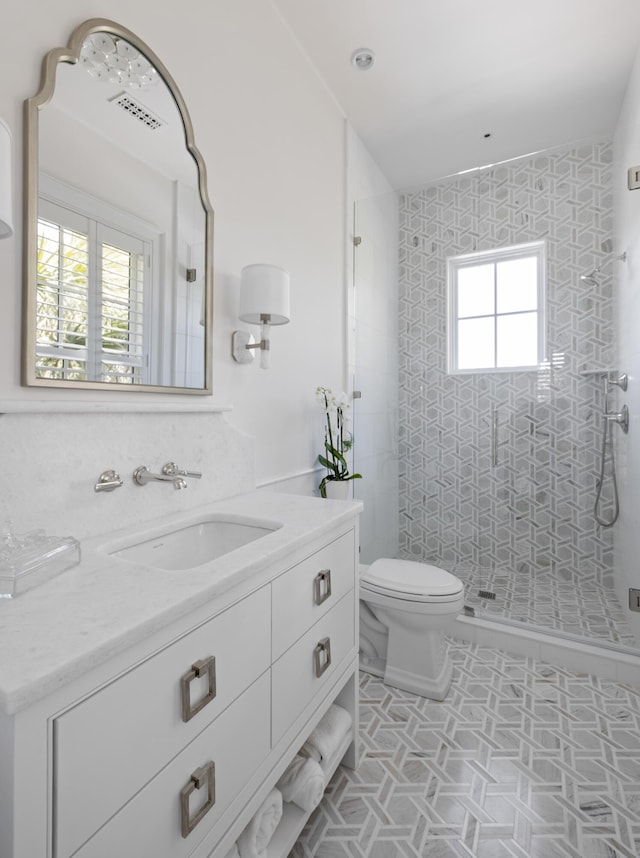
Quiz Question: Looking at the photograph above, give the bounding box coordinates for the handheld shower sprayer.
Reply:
[594,372,629,527]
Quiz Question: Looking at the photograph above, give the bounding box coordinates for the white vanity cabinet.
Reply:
[0,504,360,858]
[54,587,273,858]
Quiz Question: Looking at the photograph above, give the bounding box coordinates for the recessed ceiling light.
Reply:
[351,49,375,71]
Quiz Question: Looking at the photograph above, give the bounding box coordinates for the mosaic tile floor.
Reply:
[292,643,640,858]
[453,566,637,649]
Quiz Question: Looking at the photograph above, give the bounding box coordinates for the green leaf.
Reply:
[324,442,348,469]
[318,454,339,474]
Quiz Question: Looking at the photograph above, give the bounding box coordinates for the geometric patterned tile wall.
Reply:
[398,142,616,584]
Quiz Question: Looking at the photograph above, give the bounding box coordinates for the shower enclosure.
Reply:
[351,188,400,567]
[353,140,639,654]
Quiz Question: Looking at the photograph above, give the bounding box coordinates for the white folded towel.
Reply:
[236,788,283,858]
[300,704,353,765]
[276,754,325,812]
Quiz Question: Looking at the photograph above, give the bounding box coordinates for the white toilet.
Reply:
[359,558,465,700]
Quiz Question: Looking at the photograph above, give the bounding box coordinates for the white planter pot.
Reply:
[324,480,352,500]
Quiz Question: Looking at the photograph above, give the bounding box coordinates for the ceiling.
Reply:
[272,0,640,191]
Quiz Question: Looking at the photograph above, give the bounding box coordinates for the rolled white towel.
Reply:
[300,704,353,765]
[236,788,283,858]
[275,754,325,812]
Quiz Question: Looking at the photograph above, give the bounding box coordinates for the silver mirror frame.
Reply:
[22,18,214,394]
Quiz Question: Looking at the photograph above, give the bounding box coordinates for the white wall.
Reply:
[614,42,640,644]
[346,128,399,563]
[0,0,354,538]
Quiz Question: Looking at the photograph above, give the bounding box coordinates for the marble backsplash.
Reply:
[0,410,255,543]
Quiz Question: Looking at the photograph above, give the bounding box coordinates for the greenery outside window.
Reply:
[447,241,546,373]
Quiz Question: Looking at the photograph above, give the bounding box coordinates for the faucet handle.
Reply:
[162,462,203,480]
[94,469,124,493]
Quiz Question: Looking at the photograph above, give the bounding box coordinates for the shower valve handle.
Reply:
[604,405,629,434]
[607,373,628,391]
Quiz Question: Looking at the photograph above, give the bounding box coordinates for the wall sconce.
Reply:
[232,264,290,369]
[0,119,13,238]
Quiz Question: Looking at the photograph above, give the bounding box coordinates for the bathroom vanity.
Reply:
[0,491,361,858]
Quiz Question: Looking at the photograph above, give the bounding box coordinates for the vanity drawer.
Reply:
[54,585,270,858]
[271,590,355,746]
[271,530,355,660]
[70,672,271,858]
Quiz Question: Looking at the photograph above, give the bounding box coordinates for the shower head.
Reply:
[580,267,601,286]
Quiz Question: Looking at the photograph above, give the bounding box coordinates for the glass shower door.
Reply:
[352,191,400,565]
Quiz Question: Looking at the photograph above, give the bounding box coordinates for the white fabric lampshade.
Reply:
[239,264,290,325]
[0,119,13,239]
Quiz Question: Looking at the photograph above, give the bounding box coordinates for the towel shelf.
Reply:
[263,730,354,858]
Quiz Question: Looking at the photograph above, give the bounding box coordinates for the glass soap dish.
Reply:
[0,536,81,598]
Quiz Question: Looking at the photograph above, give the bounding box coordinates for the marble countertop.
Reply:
[0,491,362,715]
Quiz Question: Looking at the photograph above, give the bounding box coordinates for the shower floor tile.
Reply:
[291,642,640,858]
[452,565,637,648]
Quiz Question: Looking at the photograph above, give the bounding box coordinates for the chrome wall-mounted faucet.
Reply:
[133,463,202,490]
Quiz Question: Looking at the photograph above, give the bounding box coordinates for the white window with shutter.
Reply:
[447,241,546,374]
[36,178,158,384]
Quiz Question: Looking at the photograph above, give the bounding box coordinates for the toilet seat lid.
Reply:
[361,559,463,597]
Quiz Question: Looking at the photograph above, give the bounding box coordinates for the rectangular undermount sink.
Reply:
[104,515,282,571]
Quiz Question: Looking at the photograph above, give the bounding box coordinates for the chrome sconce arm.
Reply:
[231,264,290,369]
[232,314,273,366]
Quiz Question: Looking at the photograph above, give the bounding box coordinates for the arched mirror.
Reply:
[23,19,213,393]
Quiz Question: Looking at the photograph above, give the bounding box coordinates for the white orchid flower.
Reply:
[336,392,351,410]
[315,386,334,412]
[315,385,361,496]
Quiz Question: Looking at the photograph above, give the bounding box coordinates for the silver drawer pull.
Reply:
[180,656,216,722]
[180,761,216,837]
[313,637,332,678]
[313,569,332,605]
